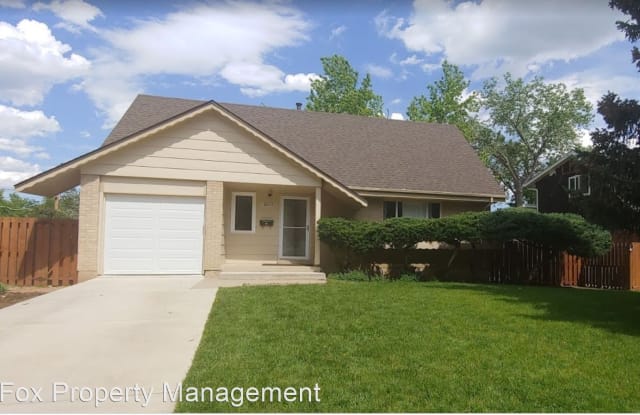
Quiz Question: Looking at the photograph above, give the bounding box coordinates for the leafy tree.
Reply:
[0,189,79,218]
[477,74,593,207]
[579,94,640,232]
[306,55,384,117]
[576,2,640,232]
[407,60,481,140]
[0,190,38,217]
[610,0,640,71]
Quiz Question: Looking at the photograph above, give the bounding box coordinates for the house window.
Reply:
[383,200,441,219]
[383,201,402,219]
[429,203,441,219]
[568,174,590,196]
[231,192,255,232]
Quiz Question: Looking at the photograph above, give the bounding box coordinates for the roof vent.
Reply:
[296,102,302,111]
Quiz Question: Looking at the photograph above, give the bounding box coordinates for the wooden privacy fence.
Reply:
[490,240,640,290]
[0,217,78,286]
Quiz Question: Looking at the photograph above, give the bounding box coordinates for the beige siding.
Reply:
[319,188,358,271]
[224,184,316,263]
[83,112,320,187]
[77,174,100,281]
[441,200,489,216]
[100,176,205,196]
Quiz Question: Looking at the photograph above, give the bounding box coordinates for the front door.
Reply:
[280,197,309,260]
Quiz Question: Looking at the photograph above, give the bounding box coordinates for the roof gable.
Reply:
[104,95,504,198]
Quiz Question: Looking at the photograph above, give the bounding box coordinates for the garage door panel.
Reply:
[104,194,204,275]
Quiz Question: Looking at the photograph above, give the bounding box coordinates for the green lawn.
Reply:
[176,281,640,412]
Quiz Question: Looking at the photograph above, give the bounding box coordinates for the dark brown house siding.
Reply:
[533,158,588,214]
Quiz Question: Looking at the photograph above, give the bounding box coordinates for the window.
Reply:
[231,192,255,232]
[429,203,441,219]
[568,174,590,196]
[383,200,441,219]
[383,201,402,219]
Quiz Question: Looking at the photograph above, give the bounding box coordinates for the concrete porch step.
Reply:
[214,271,326,287]
[221,263,322,273]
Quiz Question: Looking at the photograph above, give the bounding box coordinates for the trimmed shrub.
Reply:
[318,209,611,268]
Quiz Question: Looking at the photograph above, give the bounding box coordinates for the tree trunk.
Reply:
[514,182,524,207]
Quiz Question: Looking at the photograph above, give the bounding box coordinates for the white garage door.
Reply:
[104,194,204,275]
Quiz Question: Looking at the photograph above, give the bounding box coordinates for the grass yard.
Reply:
[176,281,640,412]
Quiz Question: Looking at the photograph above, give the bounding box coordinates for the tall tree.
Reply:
[407,60,480,141]
[477,74,593,207]
[610,0,640,71]
[576,1,640,232]
[306,55,384,117]
[580,94,640,231]
[0,189,79,218]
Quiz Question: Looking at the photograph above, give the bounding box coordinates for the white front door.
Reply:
[104,194,204,275]
[280,197,309,260]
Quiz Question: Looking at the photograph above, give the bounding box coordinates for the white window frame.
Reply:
[384,200,441,219]
[568,174,591,196]
[568,175,580,192]
[383,200,402,219]
[231,192,256,233]
[278,196,310,260]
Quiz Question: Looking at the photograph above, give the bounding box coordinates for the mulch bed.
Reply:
[0,287,58,309]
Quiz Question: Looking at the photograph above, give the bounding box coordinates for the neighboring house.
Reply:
[524,153,590,213]
[15,95,504,280]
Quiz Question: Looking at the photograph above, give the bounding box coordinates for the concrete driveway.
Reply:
[0,276,217,413]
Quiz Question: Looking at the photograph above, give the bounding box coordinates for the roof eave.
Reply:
[351,186,506,202]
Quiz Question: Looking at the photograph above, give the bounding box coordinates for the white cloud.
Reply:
[0,156,40,189]
[0,19,90,106]
[390,112,405,120]
[376,0,625,79]
[391,98,402,105]
[0,105,59,157]
[0,105,60,139]
[0,0,25,8]
[399,54,423,66]
[33,0,102,32]
[82,2,314,126]
[553,72,640,110]
[330,24,346,39]
[364,63,393,79]
[421,62,441,72]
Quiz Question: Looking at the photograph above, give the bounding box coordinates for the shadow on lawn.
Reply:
[438,283,640,337]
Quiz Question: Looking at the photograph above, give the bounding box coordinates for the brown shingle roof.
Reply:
[103,94,503,197]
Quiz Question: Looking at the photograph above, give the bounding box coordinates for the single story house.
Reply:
[15,94,504,281]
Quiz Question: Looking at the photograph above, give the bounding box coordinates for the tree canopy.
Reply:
[610,0,640,71]
[0,189,79,219]
[575,2,640,232]
[306,55,384,117]
[406,60,481,141]
[476,74,593,207]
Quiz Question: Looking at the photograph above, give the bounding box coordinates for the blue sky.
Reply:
[1,0,638,191]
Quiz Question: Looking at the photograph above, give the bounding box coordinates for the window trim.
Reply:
[231,192,256,233]
[384,200,441,219]
[568,174,591,196]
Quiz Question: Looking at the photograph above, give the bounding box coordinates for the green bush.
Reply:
[328,271,382,281]
[0,283,5,295]
[318,209,611,261]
